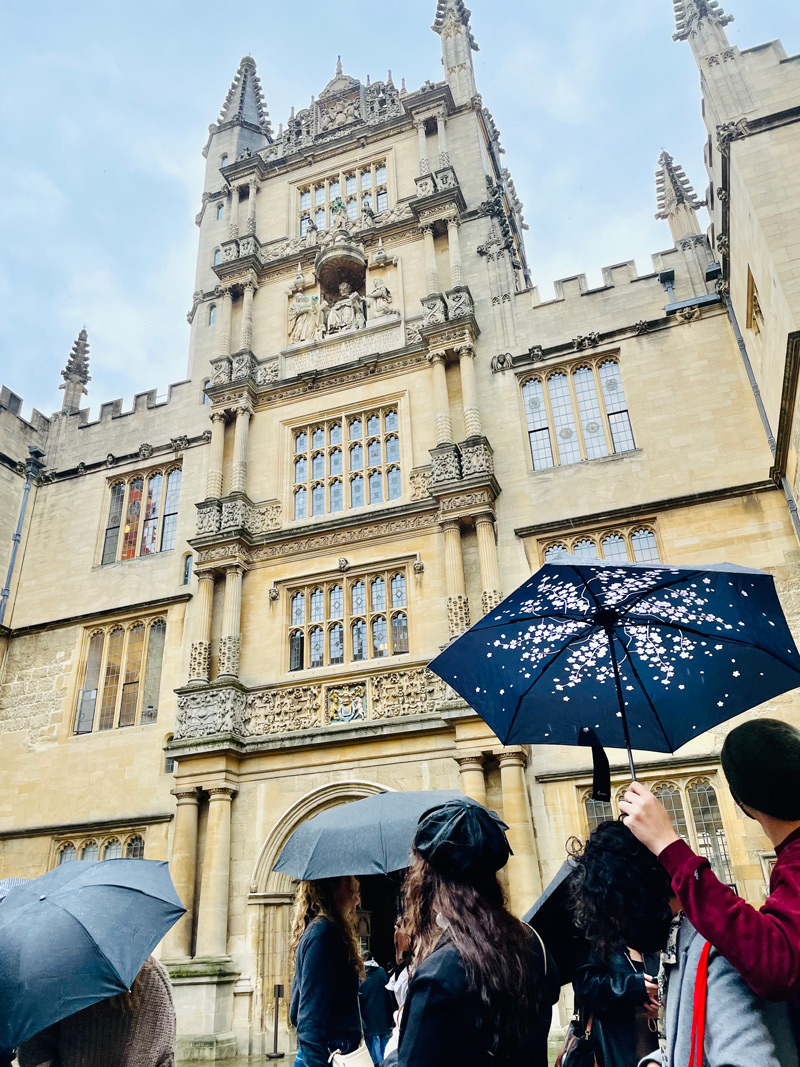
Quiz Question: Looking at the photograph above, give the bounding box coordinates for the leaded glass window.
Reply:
[688,779,736,887]
[584,795,614,832]
[298,161,388,234]
[541,525,661,566]
[126,835,145,859]
[58,844,76,865]
[103,839,122,861]
[102,468,181,564]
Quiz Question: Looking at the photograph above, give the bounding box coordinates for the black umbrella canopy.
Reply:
[522,858,585,986]
[274,789,479,880]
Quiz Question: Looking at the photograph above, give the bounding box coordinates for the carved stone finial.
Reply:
[672,0,733,42]
[655,151,704,222]
[336,55,343,77]
[59,328,91,413]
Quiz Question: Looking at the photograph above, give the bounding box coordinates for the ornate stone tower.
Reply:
[58,328,90,414]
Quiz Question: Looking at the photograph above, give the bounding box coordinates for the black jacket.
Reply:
[290,917,361,1067]
[573,951,659,1067]
[398,928,559,1067]
[359,963,394,1037]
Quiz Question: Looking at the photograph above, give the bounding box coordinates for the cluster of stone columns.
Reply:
[214,277,259,360]
[163,784,238,961]
[188,561,247,686]
[455,748,540,915]
[414,109,450,174]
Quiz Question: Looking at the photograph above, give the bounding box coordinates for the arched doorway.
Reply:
[247,780,396,1048]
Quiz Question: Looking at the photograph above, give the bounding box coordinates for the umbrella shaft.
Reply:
[606,626,637,781]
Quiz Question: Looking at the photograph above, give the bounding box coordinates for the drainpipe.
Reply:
[721,291,800,543]
[0,446,45,626]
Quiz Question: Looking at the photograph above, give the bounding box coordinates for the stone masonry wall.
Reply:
[0,628,74,750]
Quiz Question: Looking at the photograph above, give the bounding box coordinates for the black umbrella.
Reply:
[522,858,585,985]
[274,789,485,880]
[0,858,185,1054]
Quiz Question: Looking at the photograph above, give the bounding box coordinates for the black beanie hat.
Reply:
[721,718,800,820]
[413,797,512,877]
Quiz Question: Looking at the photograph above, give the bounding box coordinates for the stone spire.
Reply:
[216,55,272,138]
[432,0,478,106]
[59,328,90,413]
[672,0,733,42]
[655,151,704,242]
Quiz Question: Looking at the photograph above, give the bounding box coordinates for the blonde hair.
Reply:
[289,877,363,976]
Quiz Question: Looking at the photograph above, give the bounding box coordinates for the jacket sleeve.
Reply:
[398,961,463,1067]
[703,949,791,1067]
[574,958,647,1012]
[16,1026,57,1067]
[294,924,338,1067]
[660,839,800,1000]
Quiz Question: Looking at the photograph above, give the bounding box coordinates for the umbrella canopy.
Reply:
[0,858,185,1053]
[522,858,584,985]
[274,789,479,880]
[430,559,800,773]
[0,877,29,903]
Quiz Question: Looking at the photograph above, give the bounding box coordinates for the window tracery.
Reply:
[542,523,660,565]
[102,468,182,564]
[296,159,388,234]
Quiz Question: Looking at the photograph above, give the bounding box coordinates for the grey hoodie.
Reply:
[639,918,798,1067]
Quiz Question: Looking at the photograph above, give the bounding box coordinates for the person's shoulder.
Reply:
[414,941,469,994]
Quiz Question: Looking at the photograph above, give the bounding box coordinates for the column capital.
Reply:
[440,517,462,534]
[210,410,227,425]
[243,278,258,295]
[446,216,461,231]
[455,341,474,359]
[216,283,234,301]
[234,395,254,418]
[172,786,202,803]
[419,222,436,236]
[221,561,247,578]
[473,510,495,527]
[206,784,238,801]
[426,349,447,366]
[413,117,428,131]
[454,752,485,772]
[497,747,528,769]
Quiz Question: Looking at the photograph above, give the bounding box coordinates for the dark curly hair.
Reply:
[570,820,674,960]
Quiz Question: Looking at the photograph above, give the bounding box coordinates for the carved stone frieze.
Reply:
[232,351,255,382]
[435,166,458,191]
[249,513,436,562]
[210,357,232,387]
[572,333,600,351]
[245,685,321,735]
[283,322,403,377]
[460,439,495,478]
[415,174,437,198]
[430,444,461,485]
[197,544,243,564]
[327,684,367,723]
[175,686,248,739]
[371,668,447,720]
[422,295,447,326]
[447,594,471,638]
[196,501,222,535]
[405,321,424,345]
[220,499,281,534]
[217,636,241,678]
[446,287,473,320]
[255,359,280,385]
[409,469,434,501]
[438,489,495,515]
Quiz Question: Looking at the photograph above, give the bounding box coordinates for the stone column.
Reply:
[206,412,226,499]
[240,280,256,351]
[229,185,241,239]
[475,513,503,615]
[498,749,540,915]
[455,753,487,807]
[162,787,201,959]
[218,564,244,680]
[457,343,482,438]
[188,572,215,685]
[416,119,430,174]
[231,397,253,496]
[436,111,450,168]
[429,354,453,446]
[442,519,470,637]
[218,286,233,358]
[246,180,257,235]
[422,225,439,296]
[195,785,237,958]
[447,218,464,288]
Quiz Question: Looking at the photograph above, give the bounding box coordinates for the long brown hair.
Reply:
[403,852,536,1056]
[289,877,363,976]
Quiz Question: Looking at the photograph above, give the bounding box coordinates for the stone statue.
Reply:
[330,196,348,231]
[326,282,365,333]
[366,278,394,319]
[288,292,318,344]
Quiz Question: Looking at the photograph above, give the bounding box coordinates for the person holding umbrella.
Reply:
[620,717,800,1006]
[397,798,559,1067]
[289,876,366,1067]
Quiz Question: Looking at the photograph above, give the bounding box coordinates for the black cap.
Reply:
[721,718,800,820]
[414,798,512,877]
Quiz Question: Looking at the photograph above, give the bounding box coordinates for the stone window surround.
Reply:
[286,396,407,523]
[283,558,412,674]
[539,520,663,566]
[518,354,635,472]
[51,829,148,869]
[294,152,391,237]
[72,615,167,735]
[579,771,736,889]
[100,464,182,566]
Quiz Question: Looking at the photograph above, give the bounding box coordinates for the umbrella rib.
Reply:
[620,616,800,673]
[617,570,709,614]
[612,630,673,752]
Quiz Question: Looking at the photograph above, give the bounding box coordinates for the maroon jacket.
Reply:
[659,826,800,1000]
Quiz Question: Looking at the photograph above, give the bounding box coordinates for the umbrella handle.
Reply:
[605,626,637,781]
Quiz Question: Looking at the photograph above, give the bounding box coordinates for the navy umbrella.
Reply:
[522,858,583,985]
[430,559,800,778]
[274,789,486,880]
[0,858,185,1054]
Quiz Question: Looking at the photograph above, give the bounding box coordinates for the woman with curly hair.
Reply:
[398,797,559,1067]
[571,820,798,1067]
[289,876,363,1067]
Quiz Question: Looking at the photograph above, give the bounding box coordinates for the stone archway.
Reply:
[247,780,391,1043]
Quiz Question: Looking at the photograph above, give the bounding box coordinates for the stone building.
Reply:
[1,0,799,1057]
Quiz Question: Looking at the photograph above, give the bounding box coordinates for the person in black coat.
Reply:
[573,949,659,1066]
[359,952,394,1064]
[289,876,363,1067]
[397,798,560,1067]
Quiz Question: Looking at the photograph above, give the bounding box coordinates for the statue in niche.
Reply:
[366,278,394,319]
[288,292,320,344]
[330,196,349,232]
[326,282,366,334]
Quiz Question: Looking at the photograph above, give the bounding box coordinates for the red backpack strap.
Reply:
[688,941,712,1067]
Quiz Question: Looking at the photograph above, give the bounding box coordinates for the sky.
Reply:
[0,0,798,421]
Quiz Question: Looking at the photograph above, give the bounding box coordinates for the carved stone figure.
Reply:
[328,684,367,723]
[366,278,394,319]
[326,282,365,334]
[330,196,349,232]
[288,292,319,344]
